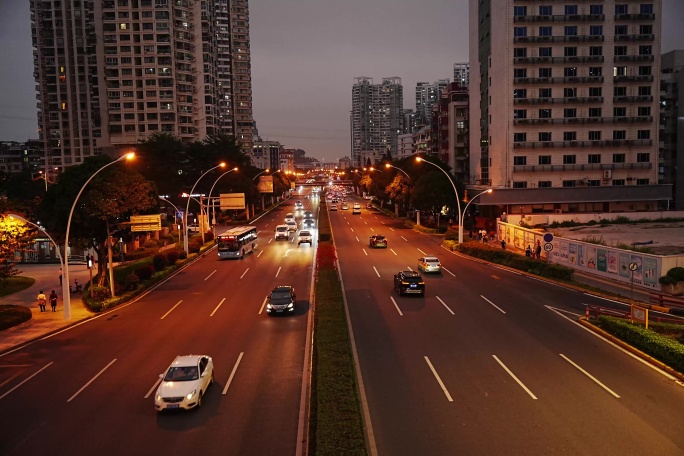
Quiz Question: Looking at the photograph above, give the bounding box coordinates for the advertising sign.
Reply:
[220,193,246,210]
[129,214,162,232]
[257,175,274,193]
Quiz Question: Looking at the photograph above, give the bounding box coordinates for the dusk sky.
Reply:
[1,0,683,161]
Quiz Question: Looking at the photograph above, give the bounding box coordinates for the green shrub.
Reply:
[135,264,155,281]
[152,254,167,272]
[204,231,214,242]
[124,273,140,291]
[89,286,111,301]
[0,305,32,331]
[189,239,202,254]
[144,239,159,249]
[660,267,684,285]
[125,247,157,261]
[165,249,180,265]
[179,251,188,260]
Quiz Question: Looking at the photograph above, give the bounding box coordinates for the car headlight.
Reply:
[266,303,273,309]
[186,389,197,400]
[287,302,294,308]
[156,394,162,402]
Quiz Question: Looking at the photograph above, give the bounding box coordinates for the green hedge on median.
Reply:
[594,316,684,374]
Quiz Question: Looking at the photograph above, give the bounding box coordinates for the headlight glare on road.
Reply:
[187,389,196,400]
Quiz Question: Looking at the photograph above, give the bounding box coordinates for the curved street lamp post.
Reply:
[415,157,464,243]
[207,167,238,231]
[461,189,494,240]
[184,163,226,254]
[159,196,184,246]
[62,153,135,319]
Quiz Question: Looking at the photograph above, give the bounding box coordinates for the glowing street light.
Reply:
[384,163,411,181]
[415,156,464,243]
[62,152,135,319]
[207,167,238,229]
[184,162,226,254]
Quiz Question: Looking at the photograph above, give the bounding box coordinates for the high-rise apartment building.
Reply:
[453,63,470,87]
[659,50,684,209]
[469,0,671,214]
[415,80,449,127]
[31,0,253,172]
[433,82,470,182]
[350,77,404,166]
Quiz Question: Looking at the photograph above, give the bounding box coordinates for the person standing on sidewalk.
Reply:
[49,290,58,312]
[37,290,47,312]
[535,241,542,259]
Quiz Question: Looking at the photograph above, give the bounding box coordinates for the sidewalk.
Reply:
[0,263,96,353]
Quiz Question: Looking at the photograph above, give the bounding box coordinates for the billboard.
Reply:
[257,175,274,193]
[129,214,161,232]
[220,193,246,210]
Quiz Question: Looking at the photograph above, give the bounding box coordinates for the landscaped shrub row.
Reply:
[318,201,332,242]
[595,316,684,374]
[404,219,448,234]
[450,241,574,281]
[660,267,684,286]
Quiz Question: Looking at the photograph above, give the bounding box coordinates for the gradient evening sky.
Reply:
[1,0,683,161]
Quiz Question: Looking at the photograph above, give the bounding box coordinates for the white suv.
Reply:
[274,225,289,240]
[298,230,313,246]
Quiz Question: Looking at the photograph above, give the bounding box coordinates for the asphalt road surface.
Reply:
[0,192,318,456]
[332,196,684,456]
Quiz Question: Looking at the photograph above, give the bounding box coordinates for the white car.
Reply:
[284,213,295,223]
[341,203,349,210]
[286,220,298,231]
[274,225,289,240]
[298,230,313,245]
[155,355,214,412]
[329,204,338,211]
[352,203,361,214]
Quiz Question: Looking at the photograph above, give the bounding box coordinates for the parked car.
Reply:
[418,256,442,273]
[154,355,214,412]
[298,230,313,246]
[393,271,425,296]
[187,223,200,233]
[369,234,387,248]
[266,285,296,315]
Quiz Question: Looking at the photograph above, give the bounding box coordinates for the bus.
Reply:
[216,226,258,259]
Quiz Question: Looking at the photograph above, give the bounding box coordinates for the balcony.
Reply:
[513,14,604,23]
[514,35,604,43]
[513,162,652,173]
[513,139,653,150]
[614,13,655,21]
[613,75,654,83]
[614,34,654,42]
[614,55,654,63]
[608,116,653,124]
[514,55,603,64]
[613,95,653,103]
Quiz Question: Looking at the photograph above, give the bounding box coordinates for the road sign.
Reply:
[543,242,553,252]
[543,233,554,243]
[629,262,638,271]
[128,214,161,232]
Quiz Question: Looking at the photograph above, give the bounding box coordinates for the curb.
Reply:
[578,316,684,383]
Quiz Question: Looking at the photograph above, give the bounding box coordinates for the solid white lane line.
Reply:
[258,296,268,315]
[442,267,455,277]
[481,295,506,314]
[435,296,455,315]
[0,371,22,390]
[417,248,427,255]
[491,264,521,275]
[223,352,244,395]
[204,270,217,281]
[370,227,374,231]
[0,362,53,401]
[389,228,395,231]
[583,293,627,306]
[257,250,264,258]
[240,268,249,279]
[356,236,360,242]
[373,267,380,277]
[401,236,407,241]
[390,297,404,316]
[363,249,368,256]
[381,222,385,225]
[67,359,117,402]
[364,222,368,225]
[390,248,398,256]
[424,356,454,402]
[526,275,564,288]
[275,267,281,277]
[545,305,680,383]
[160,300,182,320]
[559,354,620,398]
[144,377,162,399]
[492,355,537,400]
[210,298,226,317]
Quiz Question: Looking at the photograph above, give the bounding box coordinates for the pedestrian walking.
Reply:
[525,245,532,257]
[501,239,506,250]
[37,290,47,312]
[59,267,63,286]
[49,290,58,312]
[535,241,542,259]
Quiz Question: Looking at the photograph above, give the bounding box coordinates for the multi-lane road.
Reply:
[0,195,318,455]
[332,195,684,456]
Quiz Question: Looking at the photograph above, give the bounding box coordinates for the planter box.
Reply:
[662,282,684,296]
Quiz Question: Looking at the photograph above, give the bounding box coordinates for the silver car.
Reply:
[418,256,442,273]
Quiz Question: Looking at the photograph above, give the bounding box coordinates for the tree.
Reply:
[38,156,158,287]
[135,132,187,196]
[0,214,35,282]
[411,170,457,216]
[385,174,412,209]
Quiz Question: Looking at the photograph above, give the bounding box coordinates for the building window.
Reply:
[589,87,602,97]
[538,181,552,188]
[588,131,601,140]
[638,107,651,116]
[614,66,627,76]
[589,46,603,56]
[589,25,603,36]
[637,153,650,162]
[563,180,577,187]
[514,156,527,165]
[612,179,626,186]
[539,155,551,165]
[564,47,577,57]
[514,68,527,78]
[615,4,628,14]
[588,154,601,163]
[589,67,602,76]
[539,47,552,57]
[639,45,652,55]
[613,130,626,139]
[564,67,578,77]
[539,109,552,118]
[539,68,552,78]
[590,5,603,15]
[636,178,650,185]
[639,66,652,76]
[514,132,527,142]
[563,155,576,164]
[539,88,551,98]
[539,5,552,15]
[565,26,578,36]
[564,109,577,119]
[614,86,627,96]
[615,25,628,36]
[639,86,651,96]
[614,46,628,56]
[514,109,527,118]
[613,153,626,163]
[565,5,578,15]
[514,89,527,99]
[564,88,577,97]
[564,131,577,140]
[613,107,627,117]
[539,132,552,141]
[514,48,527,57]
[539,26,553,37]
[640,25,653,35]
[588,108,602,117]
[640,4,653,14]
[513,181,528,189]
[588,180,601,187]
[119,23,129,30]
[637,130,650,139]
[514,6,527,16]
[514,27,527,37]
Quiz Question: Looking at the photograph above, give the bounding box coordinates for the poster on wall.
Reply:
[606,250,618,274]
[514,228,524,249]
[597,249,607,272]
[643,257,658,288]
[568,243,577,265]
[560,241,569,262]
[586,246,597,270]
[619,253,631,279]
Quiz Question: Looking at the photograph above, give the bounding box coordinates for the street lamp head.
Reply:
[219,162,227,168]
[486,189,493,194]
[385,163,391,169]
[124,152,135,160]
[265,168,270,173]
[233,167,238,171]
[415,157,423,163]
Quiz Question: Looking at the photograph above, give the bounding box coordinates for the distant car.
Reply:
[266,285,296,316]
[418,256,442,273]
[366,203,373,209]
[341,203,349,210]
[298,230,313,246]
[304,211,313,219]
[302,218,315,228]
[187,223,200,233]
[329,204,338,211]
[154,355,214,412]
[274,225,289,240]
[393,271,425,296]
[369,234,387,248]
[285,220,298,232]
[284,213,295,223]
[352,203,361,214]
